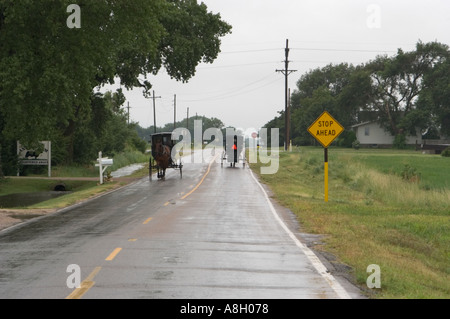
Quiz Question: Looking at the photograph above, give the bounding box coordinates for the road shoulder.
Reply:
[250,170,368,299]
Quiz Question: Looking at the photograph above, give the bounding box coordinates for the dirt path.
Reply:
[0,209,56,231]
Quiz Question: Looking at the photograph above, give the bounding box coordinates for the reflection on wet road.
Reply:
[0,154,358,299]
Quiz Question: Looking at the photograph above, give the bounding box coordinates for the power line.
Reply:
[198,61,278,70]
[221,48,280,54]
[276,39,297,151]
[291,47,396,53]
[220,46,397,55]
[179,73,280,103]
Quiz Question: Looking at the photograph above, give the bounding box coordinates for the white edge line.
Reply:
[248,167,352,299]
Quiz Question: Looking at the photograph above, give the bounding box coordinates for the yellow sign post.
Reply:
[307,111,344,202]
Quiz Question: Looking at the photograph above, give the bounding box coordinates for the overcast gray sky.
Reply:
[101,0,450,135]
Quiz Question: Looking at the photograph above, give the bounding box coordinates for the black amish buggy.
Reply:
[149,132,183,180]
[221,134,245,168]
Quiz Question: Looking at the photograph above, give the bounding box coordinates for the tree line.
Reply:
[264,41,450,147]
[0,0,231,176]
[135,115,226,141]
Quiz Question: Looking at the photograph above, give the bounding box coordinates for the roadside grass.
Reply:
[107,149,149,173]
[0,178,97,197]
[250,147,450,299]
[28,181,126,209]
[25,149,150,178]
[50,165,98,177]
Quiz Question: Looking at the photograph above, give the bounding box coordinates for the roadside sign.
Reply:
[306,111,344,202]
[17,141,52,177]
[251,132,257,139]
[307,111,344,148]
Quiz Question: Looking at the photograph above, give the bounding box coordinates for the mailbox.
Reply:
[95,151,113,184]
[99,158,113,166]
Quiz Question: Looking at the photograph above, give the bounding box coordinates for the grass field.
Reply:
[29,149,150,178]
[0,163,150,210]
[0,149,150,209]
[250,147,450,299]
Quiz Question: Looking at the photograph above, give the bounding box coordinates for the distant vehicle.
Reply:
[221,134,245,168]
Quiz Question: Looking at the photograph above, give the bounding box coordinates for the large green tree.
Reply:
[417,58,450,137]
[366,41,449,136]
[285,63,371,145]
[265,41,450,146]
[0,0,231,169]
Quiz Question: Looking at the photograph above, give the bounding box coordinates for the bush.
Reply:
[399,164,421,183]
[441,147,450,157]
[393,133,406,149]
[337,130,357,148]
[129,134,148,154]
[352,139,360,150]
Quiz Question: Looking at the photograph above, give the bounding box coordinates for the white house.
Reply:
[351,121,423,147]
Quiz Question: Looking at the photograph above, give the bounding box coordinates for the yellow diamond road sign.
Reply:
[307,111,344,148]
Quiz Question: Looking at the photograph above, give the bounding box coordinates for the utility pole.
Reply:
[276,39,297,151]
[288,88,291,151]
[152,90,161,133]
[127,102,131,125]
[174,94,177,130]
[186,107,190,131]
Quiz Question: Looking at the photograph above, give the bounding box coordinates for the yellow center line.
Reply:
[65,266,102,299]
[143,217,153,224]
[105,247,122,261]
[181,154,218,200]
[67,155,218,299]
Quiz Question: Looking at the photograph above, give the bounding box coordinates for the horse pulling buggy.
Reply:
[149,132,182,180]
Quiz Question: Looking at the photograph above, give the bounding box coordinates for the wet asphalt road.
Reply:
[0,153,358,299]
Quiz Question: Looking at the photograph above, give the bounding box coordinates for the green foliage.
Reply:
[0,139,18,176]
[267,41,450,146]
[262,112,285,146]
[367,42,449,135]
[393,133,407,149]
[0,0,231,167]
[352,139,361,150]
[399,164,421,183]
[71,90,148,165]
[336,130,357,148]
[288,63,366,145]
[419,59,450,137]
[129,133,148,154]
[107,148,149,174]
[135,115,226,143]
[250,147,450,298]
[442,147,450,157]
